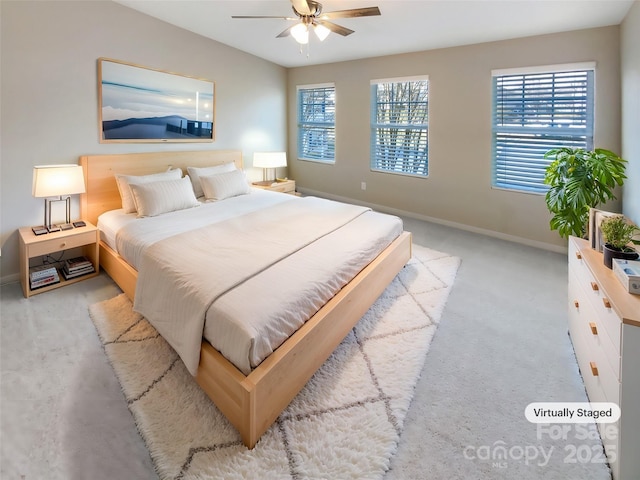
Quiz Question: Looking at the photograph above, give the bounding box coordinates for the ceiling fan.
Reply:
[232,0,381,45]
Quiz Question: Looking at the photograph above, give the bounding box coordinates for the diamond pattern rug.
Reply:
[89,244,460,480]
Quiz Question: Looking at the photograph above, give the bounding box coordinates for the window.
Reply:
[297,84,335,163]
[371,76,429,177]
[492,63,595,193]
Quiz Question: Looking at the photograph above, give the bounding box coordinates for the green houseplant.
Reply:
[599,215,639,268]
[543,148,627,239]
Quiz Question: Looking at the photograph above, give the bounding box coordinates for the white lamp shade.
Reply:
[32,165,86,198]
[253,152,287,169]
[291,23,309,44]
[314,24,330,41]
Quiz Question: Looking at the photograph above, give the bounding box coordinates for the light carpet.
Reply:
[88,245,460,480]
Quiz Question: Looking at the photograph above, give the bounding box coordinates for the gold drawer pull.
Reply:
[591,282,599,291]
[575,251,582,260]
[60,242,67,248]
[602,298,611,309]
[574,300,579,309]
[590,362,599,376]
[589,322,598,335]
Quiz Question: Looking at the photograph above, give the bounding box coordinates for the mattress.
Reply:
[98,189,403,375]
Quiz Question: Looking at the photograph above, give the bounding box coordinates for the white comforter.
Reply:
[102,190,403,375]
[134,196,397,375]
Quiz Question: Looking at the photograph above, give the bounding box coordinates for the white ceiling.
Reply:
[115,0,634,68]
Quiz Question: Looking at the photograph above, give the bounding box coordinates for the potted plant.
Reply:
[544,148,627,239]
[599,215,639,269]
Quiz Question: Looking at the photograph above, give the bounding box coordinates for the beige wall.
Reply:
[621,0,640,226]
[1,1,633,282]
[0,1,287,280]
[287,27,622,250]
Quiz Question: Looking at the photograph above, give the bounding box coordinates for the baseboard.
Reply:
[1,272,20,286]
[298,187,568,255]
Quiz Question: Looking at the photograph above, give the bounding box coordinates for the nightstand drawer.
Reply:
[270,184,293,193]
[252,180,296,194]
[28,230,97,256]
[268,182,295,193]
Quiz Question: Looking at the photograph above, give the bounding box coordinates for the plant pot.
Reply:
[602,244,640,269]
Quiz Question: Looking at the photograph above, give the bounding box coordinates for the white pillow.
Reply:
[115,168,182,213]
[187,163,237,198]
[200,169,251,201]
[129,176,200,217]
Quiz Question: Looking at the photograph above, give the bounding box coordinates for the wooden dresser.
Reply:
[568,236,640,479]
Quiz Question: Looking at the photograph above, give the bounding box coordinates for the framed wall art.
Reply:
[589,207,616,252]
[98,58,215,143]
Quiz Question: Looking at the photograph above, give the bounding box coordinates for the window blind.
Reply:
[297,85,336,162]
[371,78,429,176]
[492,68,594,193]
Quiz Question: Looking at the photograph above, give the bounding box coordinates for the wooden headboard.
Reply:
[79,150,243,226]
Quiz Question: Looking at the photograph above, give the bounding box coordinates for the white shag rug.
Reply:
[89,245,460,480]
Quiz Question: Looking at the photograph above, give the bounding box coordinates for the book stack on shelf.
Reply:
[62,256,95,280]
[29,265,60,290]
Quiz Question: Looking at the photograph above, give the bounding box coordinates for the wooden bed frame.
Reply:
[80,149,412,448]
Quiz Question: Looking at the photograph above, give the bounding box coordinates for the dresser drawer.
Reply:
[568,318,620,405]
[569,243,621,354]
[568,294,620,405]
[569,270,620,378]
[581,275,622,354]
[568,238,592,280]
[28,230,97,257]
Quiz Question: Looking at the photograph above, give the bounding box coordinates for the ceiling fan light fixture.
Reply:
[314,23,330,41]
[291,22,309,44]
[232,1,382,49]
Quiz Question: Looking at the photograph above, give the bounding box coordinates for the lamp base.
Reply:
[47,225,61,233]
[32,226,49,236]
[59,223,74,231]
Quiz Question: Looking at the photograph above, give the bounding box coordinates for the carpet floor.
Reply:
[1,217,614,479]
[88,245,460,480]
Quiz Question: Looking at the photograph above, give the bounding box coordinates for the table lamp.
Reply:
[32,164,86,234]
[253,152,287,186]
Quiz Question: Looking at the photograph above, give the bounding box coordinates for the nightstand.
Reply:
[252,179,297,195]
[18,222,99,298]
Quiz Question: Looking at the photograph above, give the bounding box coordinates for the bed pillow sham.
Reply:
[187,163,237,198]
[200,169,251,201]
[129,176,200,217]
[115,168,182,214]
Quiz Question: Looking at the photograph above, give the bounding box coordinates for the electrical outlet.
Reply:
[361,182,367,191]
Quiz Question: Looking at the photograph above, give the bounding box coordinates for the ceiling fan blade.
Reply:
[232,15,294,19]
[291,0,312,15]
[316,20,354,37]
[276,25,294,38]
[322,6,381,19]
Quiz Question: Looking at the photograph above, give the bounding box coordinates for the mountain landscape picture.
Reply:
[99,58,214,142]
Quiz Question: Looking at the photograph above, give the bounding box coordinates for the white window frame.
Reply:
[370,75,429,177]
[491,62,595,194]
[297,83,336,164]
